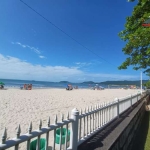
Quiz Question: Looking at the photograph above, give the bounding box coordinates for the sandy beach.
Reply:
[0,88,141,139]
[0,88,141,150]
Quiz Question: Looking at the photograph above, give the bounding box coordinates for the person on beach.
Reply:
[28,84,32,90]
[24,84,28,90]
[66,84,73,90]
[0,85,4,89]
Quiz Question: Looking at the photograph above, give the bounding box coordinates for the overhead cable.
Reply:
[20,0,117,67]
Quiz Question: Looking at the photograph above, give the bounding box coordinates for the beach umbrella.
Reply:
[0,82,5,85]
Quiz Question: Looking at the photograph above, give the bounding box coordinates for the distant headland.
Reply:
[59,80,148,86]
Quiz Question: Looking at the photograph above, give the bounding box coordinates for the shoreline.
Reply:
[3,86,141,90]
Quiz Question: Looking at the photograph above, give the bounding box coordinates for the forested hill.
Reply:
[59,80,148,86]
[100,80,148,86]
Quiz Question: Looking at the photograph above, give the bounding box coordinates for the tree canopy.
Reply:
[118,0,150,73]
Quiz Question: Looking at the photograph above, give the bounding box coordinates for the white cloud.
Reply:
[12,42,41,55]
[0,54,141,82]
[75,62,81,65]
[75,62,92,68]
[39,55,46,59]
[75,60,102,69]
[91,60,102,65]
[75,62,91,65]
[0,54,83,81]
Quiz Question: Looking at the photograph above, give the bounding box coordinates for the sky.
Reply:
[0,0,147,82]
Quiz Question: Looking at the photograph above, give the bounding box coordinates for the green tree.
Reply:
[146,71,150,80]
[118,0,150,73]
[144,80,150,88]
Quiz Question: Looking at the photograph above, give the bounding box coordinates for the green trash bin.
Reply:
[55,128,70,144]
[30,138,46,150]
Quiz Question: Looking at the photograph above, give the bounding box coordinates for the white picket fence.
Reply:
[0,92,143,150]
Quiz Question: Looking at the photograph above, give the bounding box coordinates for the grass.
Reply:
[132,111,150,150]
[144,112,150,150]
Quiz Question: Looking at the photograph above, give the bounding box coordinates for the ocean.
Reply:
[0,79,107,89]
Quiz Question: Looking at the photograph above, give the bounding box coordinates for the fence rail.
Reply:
[0,92,144,150]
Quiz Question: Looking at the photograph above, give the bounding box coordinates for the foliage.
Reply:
[144,122,150,149]
[146,71,150,79]
[118,0,150,73]
[143,80,150,88]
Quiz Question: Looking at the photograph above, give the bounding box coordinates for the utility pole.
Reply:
[141,71,142,94]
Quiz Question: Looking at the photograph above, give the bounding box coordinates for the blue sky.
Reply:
[0,0,147,82]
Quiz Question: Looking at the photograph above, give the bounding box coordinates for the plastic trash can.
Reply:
[30,138,46,150]
[55,128,70,144]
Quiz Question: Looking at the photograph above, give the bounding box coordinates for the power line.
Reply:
[20,0,117,67]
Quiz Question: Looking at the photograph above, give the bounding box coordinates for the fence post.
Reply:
[68,108,79,150]
[1,127,7,144]
[130,94,132,108]
[138,91,141,101]
[137,93,139,102]
[115,98,119,118]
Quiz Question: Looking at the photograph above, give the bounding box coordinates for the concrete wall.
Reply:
[110,97,147,150]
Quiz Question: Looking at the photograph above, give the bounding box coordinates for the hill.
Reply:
[100,80,148,86]
[59,81,70,83]
[82,81,96,84]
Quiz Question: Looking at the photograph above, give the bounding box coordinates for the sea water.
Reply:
[0,79,107,89]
